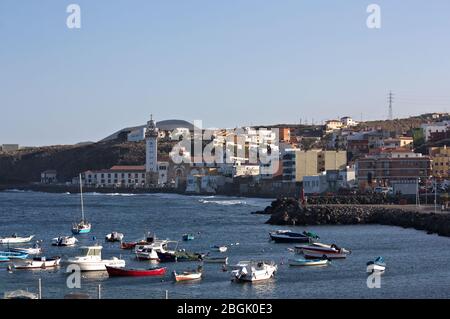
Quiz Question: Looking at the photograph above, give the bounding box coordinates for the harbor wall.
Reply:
[257,197,450,237]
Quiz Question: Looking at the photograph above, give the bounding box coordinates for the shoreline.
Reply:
[0,183,277,200]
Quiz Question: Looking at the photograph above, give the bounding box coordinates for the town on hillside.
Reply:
[2,112,450,205]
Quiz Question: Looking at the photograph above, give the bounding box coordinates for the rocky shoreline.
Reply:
[256,197,450,237]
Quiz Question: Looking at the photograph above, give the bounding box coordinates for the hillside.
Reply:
[0,140,147,184]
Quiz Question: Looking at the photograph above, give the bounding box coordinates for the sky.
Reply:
[1,0,450,146]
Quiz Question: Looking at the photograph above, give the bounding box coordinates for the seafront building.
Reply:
[282,150,347,182]
[355,149,432,189]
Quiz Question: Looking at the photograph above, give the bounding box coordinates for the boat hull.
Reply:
[203,257,228,264]
[302,249,347,259]
[288,258,329,267]
[67,259,125,271]
[14,257,61,269]
[0,236,34,245]
[269,234,311,244]
[106,266,166,277]
[72,227,91,235]
[174,272,202,282]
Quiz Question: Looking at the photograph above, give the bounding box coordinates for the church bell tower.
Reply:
[145,115,159,186]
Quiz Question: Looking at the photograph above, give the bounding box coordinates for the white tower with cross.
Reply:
[145,115,159,183]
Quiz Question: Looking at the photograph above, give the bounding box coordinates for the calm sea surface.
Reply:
[1,190,450,299]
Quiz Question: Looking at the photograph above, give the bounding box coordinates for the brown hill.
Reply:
[0,140,148,184]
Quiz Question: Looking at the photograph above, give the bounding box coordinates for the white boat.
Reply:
[105,232,124,242]
[72,174,91,235]
[52,236,78,246]
[211,245,228,253]
[288,258,329,267]
[10,243,42,255]
[367,257,386,273]
[231,261,277,282]
[14,256,61,269]
[0,234,34,245]
[134,239,172,261]
[296,242,350,259]
[67,245,125,271]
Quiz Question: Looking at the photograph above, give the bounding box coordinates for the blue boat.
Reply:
[0,251,29,260]
[0,256,10,262]
[182,234,195,241]
[367,256,386,272]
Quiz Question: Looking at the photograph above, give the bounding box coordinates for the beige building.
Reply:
[283,149,347,182]
[430,146,450,178]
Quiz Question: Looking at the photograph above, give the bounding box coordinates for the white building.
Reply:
[82,166,146,188]
[421,122,450,142]
[127,128,146,142]
[340,116,358,127]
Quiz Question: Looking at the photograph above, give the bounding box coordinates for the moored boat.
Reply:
[0,251,29,260]
[0,234,35,245]
[105,232,124,242]
[106,266,166,277]
[203,256,228,264]
[173,266,203,282]
[10,242,42,255]
[211,245,227,253]
[14,256,61,269]
[367,256,386,273]
[182,233,195,241]
[288,258,329,267]
[231,261,277,282]
[296,242,350,259]
[67,245,125,271]
[71,174,91,235]
[157,250,204,263]
[269,230,315,243]
[52,236,78,247]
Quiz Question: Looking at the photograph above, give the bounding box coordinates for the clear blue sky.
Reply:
[1,0,450,146]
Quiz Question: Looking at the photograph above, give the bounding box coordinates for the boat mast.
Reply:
[79,174,85,222]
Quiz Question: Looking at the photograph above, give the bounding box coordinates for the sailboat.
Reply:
[72,174,91,234]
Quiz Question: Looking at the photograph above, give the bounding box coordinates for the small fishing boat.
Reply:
[14,256,61,269]
[173,266,203,282]
[157,250,204,263]
[71,174,91,235]
[4,290,39,299]
[269,230,315,243]
[211,245,228,253]
[0,251,29,260]
[67,245,125,271]
[203,256,228,264]
[52,236,78,247]
[106,266,166,277]
[297,242,350,259]
[288,258,329,267]
[105,232,124,242]
[367,257,386,273]
[121,232,157,249]
[10,242,42,255]
[182,233,195,241]
[231,261,277,282]
[0,234,35,245]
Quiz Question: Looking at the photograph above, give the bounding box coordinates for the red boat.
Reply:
[106,266,167,277]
